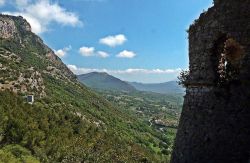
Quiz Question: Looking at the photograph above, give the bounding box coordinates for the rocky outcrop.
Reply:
[171,0,250,163]
[0,15,32,39]
[0,14,76,97]
[0,17,17,39]
[0,47,46,97]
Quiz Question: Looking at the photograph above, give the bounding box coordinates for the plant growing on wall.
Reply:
[178,70,190,87]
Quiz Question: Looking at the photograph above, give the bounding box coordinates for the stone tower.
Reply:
[171,0,250,163]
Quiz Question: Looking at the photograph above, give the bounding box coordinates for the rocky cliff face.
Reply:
[171,0,250,163]
[0,15,32,39]
[0,14,75,97]
[0,17,17,39]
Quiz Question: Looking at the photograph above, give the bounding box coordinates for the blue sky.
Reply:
[0,0,213,83]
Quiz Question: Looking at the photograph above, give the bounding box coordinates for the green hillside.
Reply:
[78,72,136,92]
[0,15,173,162]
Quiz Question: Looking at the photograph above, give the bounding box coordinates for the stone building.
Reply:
[171,0,250,163]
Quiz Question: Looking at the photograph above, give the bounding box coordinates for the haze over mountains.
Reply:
[78,72,185,94]
[129,81,185,94]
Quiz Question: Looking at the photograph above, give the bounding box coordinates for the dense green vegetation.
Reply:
[0,86,173,162]
[95,89,182,133]
[0,144,39,163]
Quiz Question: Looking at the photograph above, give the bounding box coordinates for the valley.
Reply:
[78,72,184,131]
[78,71,184,159]
[97,90,183,130]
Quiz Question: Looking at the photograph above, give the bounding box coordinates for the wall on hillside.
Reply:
[171,0,250,162]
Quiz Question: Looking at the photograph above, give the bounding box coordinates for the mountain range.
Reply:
[78,72,185,94]
[129,81,185,94]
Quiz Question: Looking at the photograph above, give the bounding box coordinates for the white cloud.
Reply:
[113,68,182,74]
[79,46,95,57]
[0,0,5,6]
[3,0,82,34]
[54,45,71,58]
[99,34,127,47]
[79,47,109,58]
[116,50,136,58]
[97,51,109,58]
[15,0,29,7]
[67,64,182,75]
[67,64,78,71]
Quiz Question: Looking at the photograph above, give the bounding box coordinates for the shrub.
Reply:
[177,70,190,87]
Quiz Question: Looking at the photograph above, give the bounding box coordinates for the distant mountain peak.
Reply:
[90,71,109,75]
[77,72,136,92]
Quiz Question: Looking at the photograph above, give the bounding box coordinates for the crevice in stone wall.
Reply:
[212,34,227,84]
[212,36,245,86]
[224,39,244,85]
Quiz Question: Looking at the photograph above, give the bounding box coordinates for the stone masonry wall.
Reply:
[171,0,250,163]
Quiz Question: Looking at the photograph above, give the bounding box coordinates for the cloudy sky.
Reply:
[0,0,213,83]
